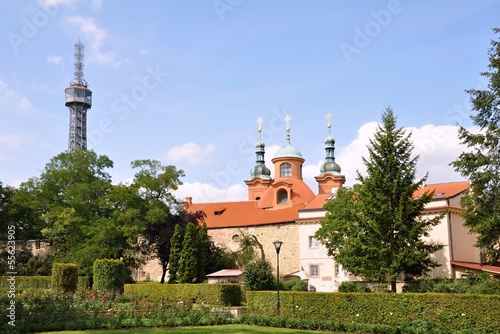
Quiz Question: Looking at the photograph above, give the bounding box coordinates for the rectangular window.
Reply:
[309,264,319,277]
[309,236,319,248]
[335,264,340,277]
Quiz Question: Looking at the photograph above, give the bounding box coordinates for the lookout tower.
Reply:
[65,40,92,151]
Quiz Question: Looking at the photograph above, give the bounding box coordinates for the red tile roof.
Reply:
[451,261,500,274]
[301,181,470,211]
[186,200,306,229]
[413,181,469,199]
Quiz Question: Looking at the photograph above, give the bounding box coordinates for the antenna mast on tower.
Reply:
[65,40,92,151]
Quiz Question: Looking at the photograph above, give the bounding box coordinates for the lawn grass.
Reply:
[41,324,342,333]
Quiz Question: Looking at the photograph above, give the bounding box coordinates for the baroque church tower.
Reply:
[315,113,345,194]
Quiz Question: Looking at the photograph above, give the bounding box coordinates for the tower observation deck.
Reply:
[65,40,92,151]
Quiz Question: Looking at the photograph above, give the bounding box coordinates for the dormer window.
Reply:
[280,163,291,177]
[214,209,226,216]
[277,189,288,204]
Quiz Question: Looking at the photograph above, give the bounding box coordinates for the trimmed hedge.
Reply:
[93,259,126,293]
[0,276,52,290]
[246,291,500,333]
[124,283,242,306]
[52,263,78,293]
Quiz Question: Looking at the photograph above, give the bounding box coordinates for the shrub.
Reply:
[244,259,275,291]
[93,259,126,293]
[246,290,500,333]
[77,276,93,291]
[124,282,242,306]
[0,276,51,290]
[338,280,371,292]
[51,263,78,294]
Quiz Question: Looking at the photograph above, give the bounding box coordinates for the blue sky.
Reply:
[1,0,499,203]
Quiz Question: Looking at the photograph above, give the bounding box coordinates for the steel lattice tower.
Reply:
[65,40,92,151]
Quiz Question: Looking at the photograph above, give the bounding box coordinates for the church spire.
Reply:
[248,117,271,180]
[319,113,341,175]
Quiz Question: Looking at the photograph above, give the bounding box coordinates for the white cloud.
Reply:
[0,133,33,149]
[47,54,63,65]
[174,182,247,203]
[0,80,34,110]
[138,49,148,56]
[38,0,80,8]
[65,16,114,64]
[326,122,471,187]
[90,0,102,10]
[38,0,101,10]
[165,143,216,164]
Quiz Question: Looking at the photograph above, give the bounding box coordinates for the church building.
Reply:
[143,115,499,290]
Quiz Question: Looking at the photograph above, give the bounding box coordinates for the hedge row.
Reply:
[246,291,500,333]
[0,276,92,292]
[93,259,126,293]
[0,276,52,290]
[124,283,242,306]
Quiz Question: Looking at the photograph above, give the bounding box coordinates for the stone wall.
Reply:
[208,222,299,276]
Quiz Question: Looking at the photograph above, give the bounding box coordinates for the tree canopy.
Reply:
[451,28,500,265]
[14,151,185,275]
[316,107,443,292]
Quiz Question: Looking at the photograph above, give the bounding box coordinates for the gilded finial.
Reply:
[284,114,292,133]
[257,116,263,133]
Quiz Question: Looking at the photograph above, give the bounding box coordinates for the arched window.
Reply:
[280,163,291,177]
[277,189,288,204]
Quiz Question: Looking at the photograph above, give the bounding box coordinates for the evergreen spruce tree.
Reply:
[316,107,443,292]
[167,224,183,283]
[177,222,199,283]
[197,222,209,282]
[451,28,500,264]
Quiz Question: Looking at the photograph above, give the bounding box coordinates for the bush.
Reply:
[93,259,126,293]
[246,290,500,333]
[52,263,78,294]
[403,274,500,294]
[0,276,51,290]
[77,276,93,292]
[282,278,308,291]
[244,259,275,291]
[338,280,371,292]
[124,283,242,306]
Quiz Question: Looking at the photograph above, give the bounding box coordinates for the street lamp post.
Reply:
[273,240,283,311]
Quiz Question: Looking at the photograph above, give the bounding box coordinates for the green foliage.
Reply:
[246,290,500,333]
[243,259,275,291]
[338,281,371,292]
[0,275,52,290]
[178,222,199,283]
[316,107,444,292]
[124,283,242,306]
[403,273,500,294]
[197,222,209,282]
[282,278,308,291]
[77,275,93,292]
[451,28,500,264]
[206,242,238,275]
[167,223,183,283]
[93,259,126,293]
[1,181,43,240]
[236,232,264,268]
[52,263,78,293]
[0,289,232,333]
[0,248,52,276]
